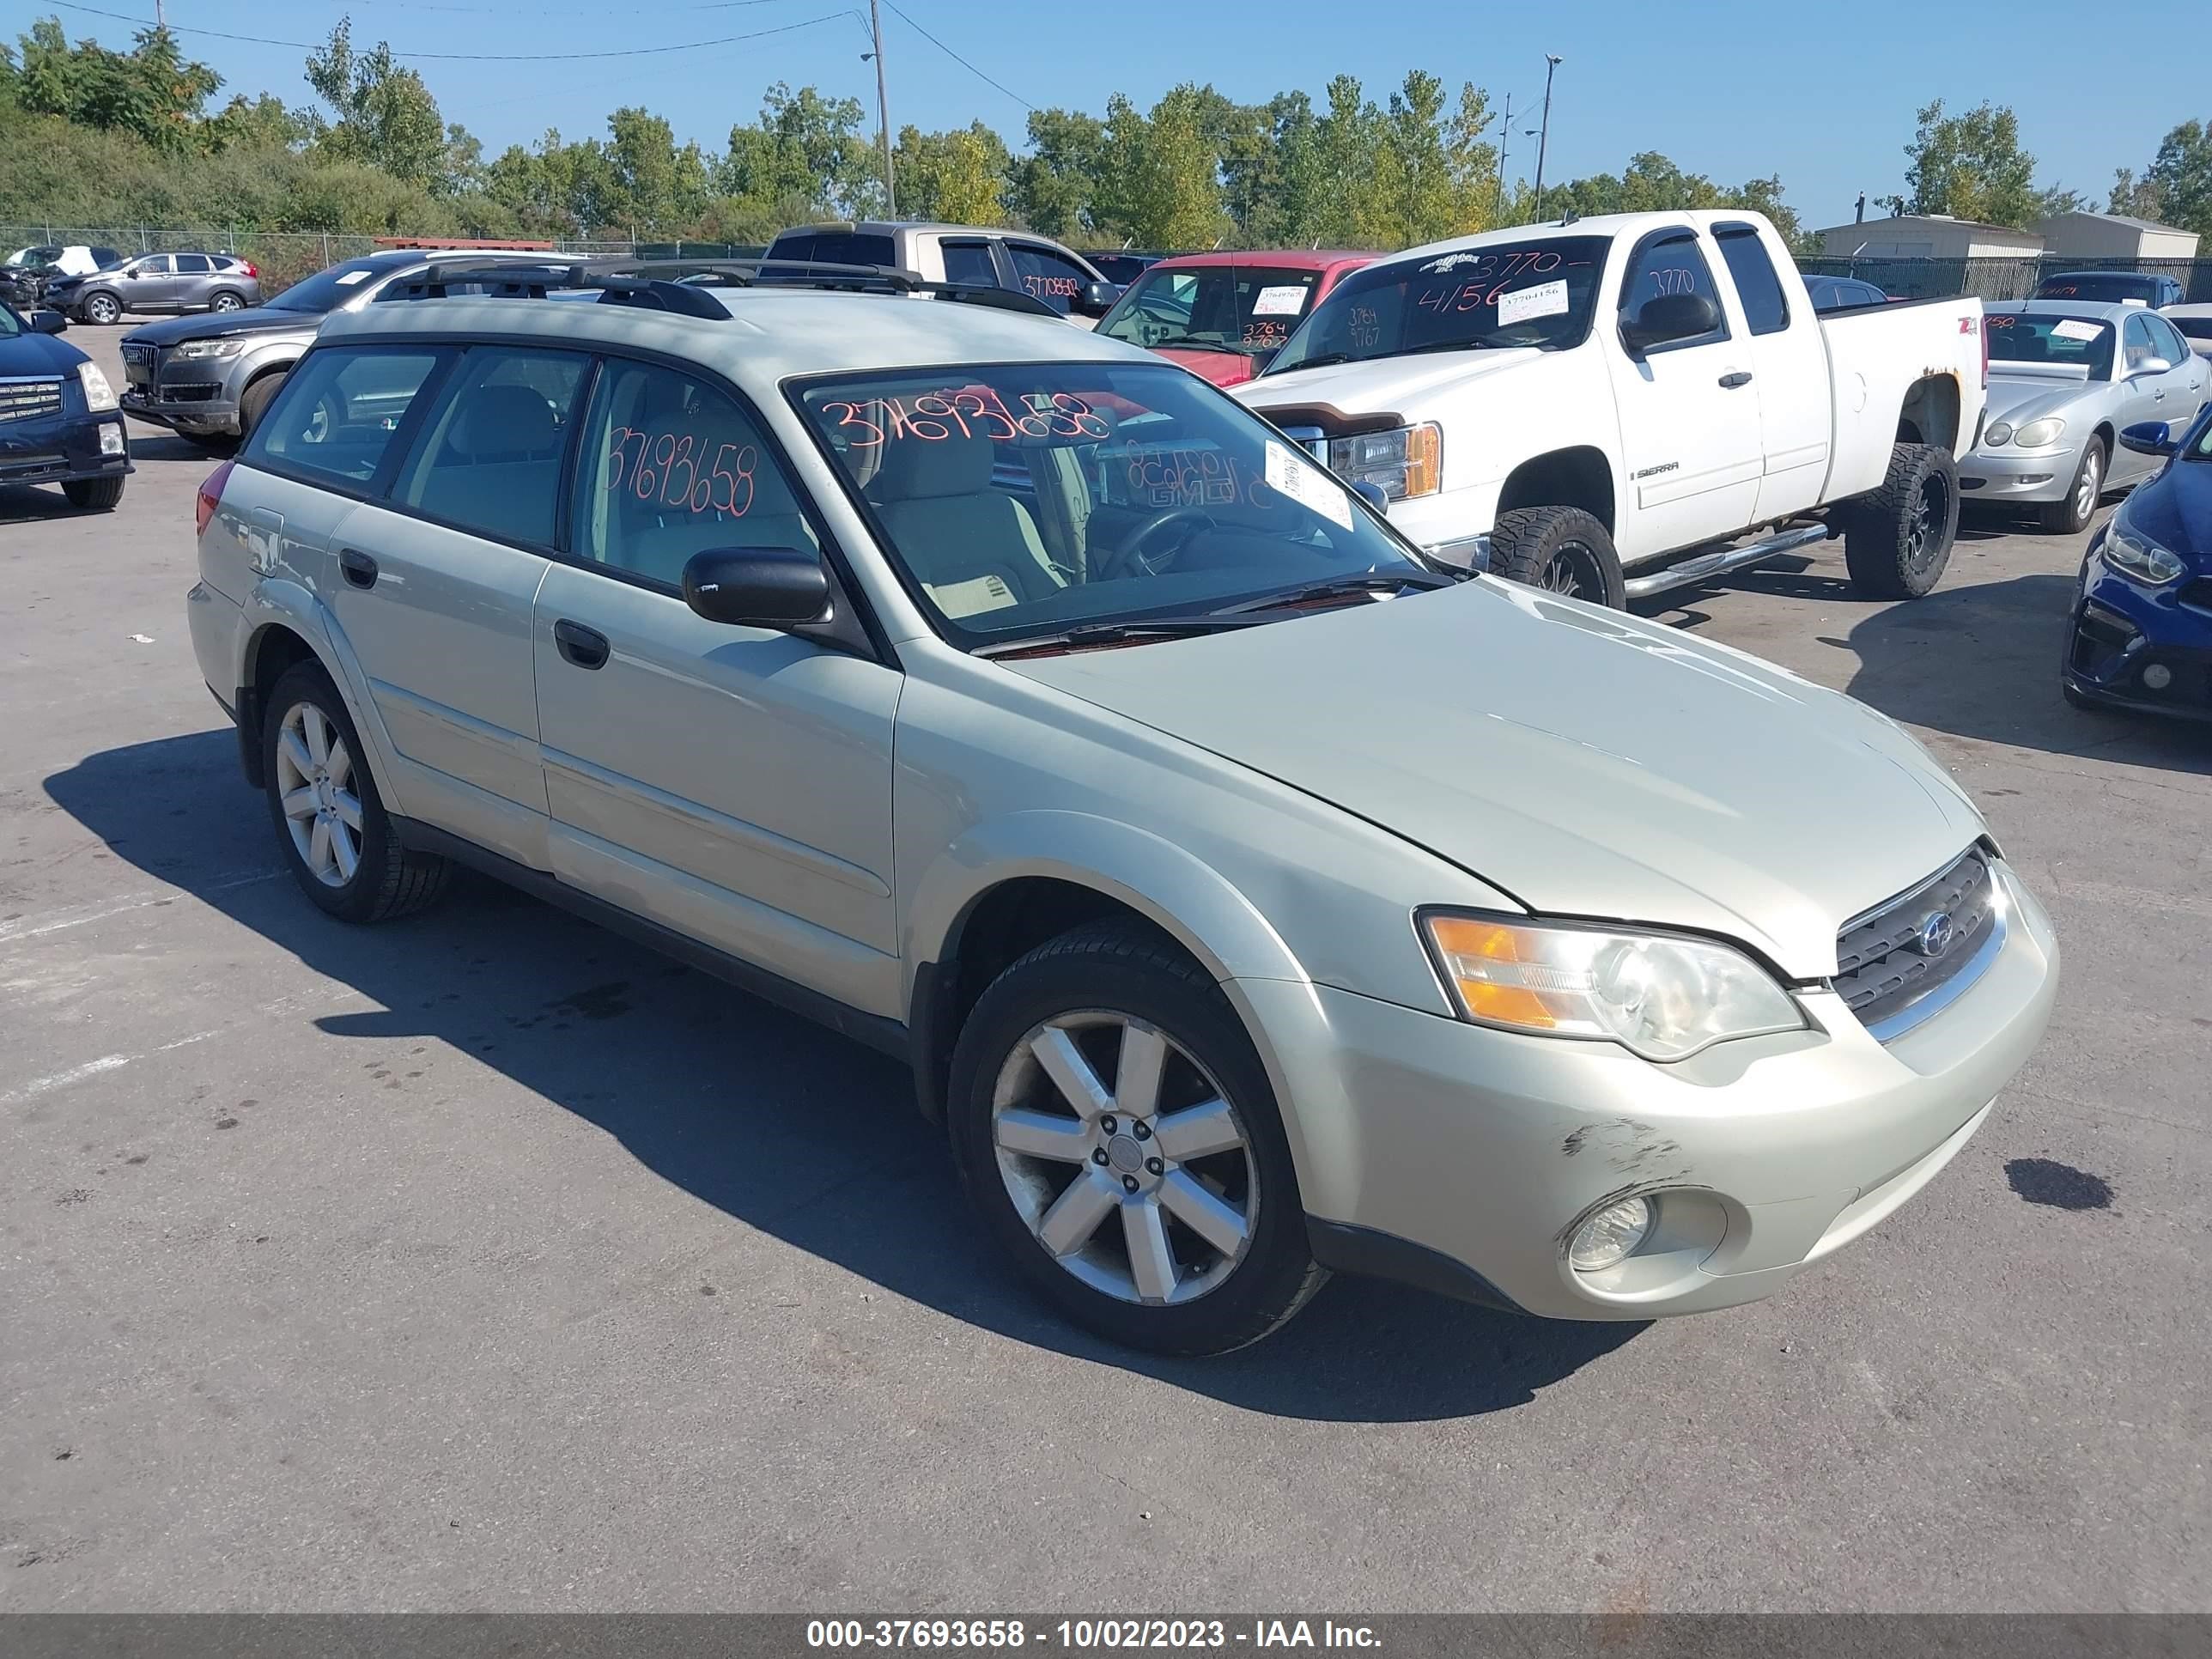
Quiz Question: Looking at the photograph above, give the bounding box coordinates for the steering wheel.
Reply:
[1097,507,1213,581]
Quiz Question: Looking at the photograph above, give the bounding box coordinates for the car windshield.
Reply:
[1097,264,1330,358]
[796,361,1426,650]
[1264,236,1609,374]
[2035,275,2154,303]
[267,258,397,313]
[1986,314,2116,377]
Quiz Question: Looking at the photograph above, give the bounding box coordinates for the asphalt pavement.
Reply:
[3,325,2207,1612]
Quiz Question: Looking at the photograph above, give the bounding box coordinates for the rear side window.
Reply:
[941,240,998,287]
[568,359,817,590]
[246,347,446,487]
[391,346,589,546]
[765,231,896,270]
[2145,313,2191,364]
[176,254,213,274]
[1713,226,1790,335]
[1006,243,1094,313]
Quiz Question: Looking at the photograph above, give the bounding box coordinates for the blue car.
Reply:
[0,300,132,508]
[2062,406,2212,720]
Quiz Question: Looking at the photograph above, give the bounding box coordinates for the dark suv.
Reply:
[2033,270,2187,309]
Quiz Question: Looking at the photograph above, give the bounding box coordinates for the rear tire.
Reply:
[1487,506,1627,608]
[2039,441,2105,536]
[209,290,245,312]
[62,475,124,510]
[236,371,285,441]
[262,662,451,923]
[1844,442,1958,599]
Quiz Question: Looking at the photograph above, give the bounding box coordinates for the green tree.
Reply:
[202,92,311,155]
[894,120,1008,224]
[13,18,219,152]
[720,82,876,219]
[304,20,447,187]
[2108,167,2162,221]
[1006,107,1107,240]
[605,106,710,234]
[1899,100,2040,228]
[2145,119,2212,237]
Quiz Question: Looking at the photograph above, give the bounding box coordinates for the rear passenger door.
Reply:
[1712,222,1832,521]
[319,343,591,868]
[172,253,216,310]
[532,356,902,1018]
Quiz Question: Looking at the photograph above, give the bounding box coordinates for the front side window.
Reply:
[134,256,173,276]
[2123,313,2159,371]
[570,359,817,590]
[392,347,588,546]
[1619,231,1728,344]
[1713,226,1789,335]
[797,362,1423,648]
[246,347,447,486]
[1098,264,1326,362]
[1006,244,1093,313]
[1265,236,1607,374]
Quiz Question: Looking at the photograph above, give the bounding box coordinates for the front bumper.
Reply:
[1959,444,2075,503]
[2061,534,2212,721]
[1240,860,2058,1321]
[0,404,132,488]
[119,383,241,435]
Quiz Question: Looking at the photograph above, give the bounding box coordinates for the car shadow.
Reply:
[125,432,229,463]
[0,482,106,524]
[43,729,1644,1424]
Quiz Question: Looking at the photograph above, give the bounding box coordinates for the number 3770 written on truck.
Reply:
[1238,210,1989,607]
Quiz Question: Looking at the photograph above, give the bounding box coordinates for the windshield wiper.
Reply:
[1147,334,1248,355]
[1213,569,1458,615]
[975,616,1268,659]
[1274,351,1352,371]
[1396,338,1510,356]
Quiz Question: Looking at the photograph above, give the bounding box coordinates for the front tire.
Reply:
[62,476,124,510]
[1844,441,1958,599]
[2039,441,2106,536]
[947,921,1326,1355]
[1487,505,1627,607]
[82,291,121,325]
[262,663,451,923]
[236,371,285,441]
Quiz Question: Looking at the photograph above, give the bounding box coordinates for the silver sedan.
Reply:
[1963,300,2211,533]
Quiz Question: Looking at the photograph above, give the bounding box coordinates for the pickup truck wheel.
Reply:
[2039,441,2105,536]
[237,371,286,441]
[1844,442,1958,599]
[1489,506,1626,607]
[263,663,451,923]
[947,921,1327,1355]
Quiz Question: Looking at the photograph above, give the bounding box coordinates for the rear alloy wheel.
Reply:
[949,922,1325,1354]
[2040,441,2105,537]
[209,290,245,312]
[83,291,120,325]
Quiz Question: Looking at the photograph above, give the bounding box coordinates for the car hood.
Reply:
[0,328,87,375]
[123,307,315,347]
[1006,580,1985,977]
[1983,369,2101,428]
[1235,346,1545,419]
[2125,457,2212,560]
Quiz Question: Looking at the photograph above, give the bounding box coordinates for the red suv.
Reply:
[1093,250,1375,387]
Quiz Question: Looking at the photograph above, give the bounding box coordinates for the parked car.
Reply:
[186,267,2057,1353]
[1085,251,1166,287]
[0,300,131,508]
[2033,270,2186,309]
[1094,251,1376,387]
[2061,405,2212,720]
[49,252,262,325]
[1962,301,2209,533]
[1239,210,1988,606]
[1804,274,1890,311]
[118,248,554,446]
[3,244,125,278]
[2163,304,2212,361]
[763,222,1118,326]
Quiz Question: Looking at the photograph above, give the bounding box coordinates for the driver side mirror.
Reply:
[1073,280,1121,319]
[2118,421,2177,458]
[682,546,832,629]
[29,308,66,334]
[2129,356,2173,379]
[1620,292,1722,356]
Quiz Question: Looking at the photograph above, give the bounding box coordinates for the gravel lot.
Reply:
[3,325,2207,1613]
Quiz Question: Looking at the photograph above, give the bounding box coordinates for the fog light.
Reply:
[98,422,125,457]
[2142,663,2173,691]
[1567,1195,1654,1272]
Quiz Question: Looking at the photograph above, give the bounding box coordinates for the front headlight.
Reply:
[75,361,117,411]
[1421,913,1805,1061]
[1982,420,2014,447]
[2012,416,2066,448]
[1328,422,1440,500]
[2102,506,2185,586]
[170,338,244,362]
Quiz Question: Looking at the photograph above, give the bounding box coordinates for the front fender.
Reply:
[240,577,410,817]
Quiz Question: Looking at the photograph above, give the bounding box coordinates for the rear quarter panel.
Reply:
[1819,295,1985,500]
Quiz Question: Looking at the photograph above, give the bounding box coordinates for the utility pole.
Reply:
[1493,92,1515,221]
[1531,54,1562,221]
[155,0,165,27]
[868,0,896,218]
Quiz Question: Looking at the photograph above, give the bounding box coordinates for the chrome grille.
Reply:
[1834,848,1999,1038]
[0,380,64,423]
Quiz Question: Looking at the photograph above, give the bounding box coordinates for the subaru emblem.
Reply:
[1916,911,1955,958]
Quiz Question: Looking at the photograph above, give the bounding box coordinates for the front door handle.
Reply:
[337,548,377,589]
[1718,371,1753,389]
[554,619,610,670]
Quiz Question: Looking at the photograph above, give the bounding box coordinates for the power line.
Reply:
[44,1,852,61]
[879,0,1033,113]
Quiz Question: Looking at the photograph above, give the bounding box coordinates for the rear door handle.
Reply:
[1718,371,1753,389]
[337,548,378,589]
[554,619,610,670]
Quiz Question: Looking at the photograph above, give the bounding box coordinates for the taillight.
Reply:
[240,262,258,278]
[196,459,235,538]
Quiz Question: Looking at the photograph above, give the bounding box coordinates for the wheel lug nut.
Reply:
[1100,1115,1117,1133]
[1146,1158,1164,1176]
[1121,1175,1139,1194]
[1133,1121,1152,1140]
[1091,1148,1108,1165]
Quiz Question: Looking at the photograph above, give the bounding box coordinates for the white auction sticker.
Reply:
[1250,284,1310,317]
[1496,278,1569,326]
[2051,319,2104,342]
[1265,441,1353,530]
[335,269,374,286]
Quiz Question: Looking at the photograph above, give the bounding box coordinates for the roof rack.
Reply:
[378,254,1062,321]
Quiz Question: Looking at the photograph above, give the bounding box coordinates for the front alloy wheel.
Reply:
[85,293,119,325]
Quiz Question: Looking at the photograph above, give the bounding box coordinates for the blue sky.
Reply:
[11,0,2197,233]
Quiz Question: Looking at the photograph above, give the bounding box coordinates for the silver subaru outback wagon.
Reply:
[185,269,2057,1355]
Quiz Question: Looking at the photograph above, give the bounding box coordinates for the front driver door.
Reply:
[532,356,902,1020]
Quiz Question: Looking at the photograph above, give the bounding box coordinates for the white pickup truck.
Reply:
[1237,210,1987,605]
